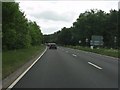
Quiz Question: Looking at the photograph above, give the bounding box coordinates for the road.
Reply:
[13,46,118,88]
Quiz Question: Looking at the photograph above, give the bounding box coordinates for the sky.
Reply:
[15,0,119,35]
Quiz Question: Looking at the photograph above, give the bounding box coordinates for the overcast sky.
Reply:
[15,0,119,35]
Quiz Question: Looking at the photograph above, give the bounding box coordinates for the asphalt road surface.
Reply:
[13,46,118,88]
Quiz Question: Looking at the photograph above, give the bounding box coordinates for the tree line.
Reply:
[2,2,43,50]
[44,9,119,48]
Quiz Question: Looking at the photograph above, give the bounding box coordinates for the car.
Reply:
[48,43,57,49]
[46,43,50,47]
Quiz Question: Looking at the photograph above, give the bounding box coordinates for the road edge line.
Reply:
[67,47,118,60]
[7,47,47,89]
[81,50,118,60]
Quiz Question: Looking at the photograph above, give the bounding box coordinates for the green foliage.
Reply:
[2,2,43,50]
[28,21,43,46]
[3,45,45,79]
[44,9,119,48]
[57,27,72,45]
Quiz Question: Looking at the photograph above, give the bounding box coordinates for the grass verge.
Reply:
[2,45,45,79]
[66,45,119,58]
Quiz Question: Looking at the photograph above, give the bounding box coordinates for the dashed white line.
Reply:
[72,54,77,57]
[88,62,102,70]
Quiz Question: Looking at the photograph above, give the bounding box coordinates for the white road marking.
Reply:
[72,54,77,57]
[88,62,102,70]
[7,47,47,89]
[67,47,118,60]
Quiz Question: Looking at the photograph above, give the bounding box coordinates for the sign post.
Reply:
[114,36,117,49]
[79,40,81,44]
[85,38,88,46]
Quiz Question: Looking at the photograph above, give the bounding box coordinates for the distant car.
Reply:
[49,43,57,49]
[46,43,50,47]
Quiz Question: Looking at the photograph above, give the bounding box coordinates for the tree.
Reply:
[28,21,43,46]
[2,2,43,50]
[47,9,118,48]
[57,27,72,45]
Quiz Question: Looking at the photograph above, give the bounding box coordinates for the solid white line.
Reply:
[72,54,77,57]
[7,47,47,89]
[67,47,118,60]
[88,62,102,70]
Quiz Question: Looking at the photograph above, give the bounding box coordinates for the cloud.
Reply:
[38,20,72,34]
[41,27,61,35]
[17,1,118,34]
[29,10,75,22]
[118,1,120,9]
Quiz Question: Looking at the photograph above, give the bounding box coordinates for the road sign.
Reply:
[79,40,81,44]
[90,35,103,46]
[85,38,88,43]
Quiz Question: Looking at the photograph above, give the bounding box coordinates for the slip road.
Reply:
[12,47,118,88]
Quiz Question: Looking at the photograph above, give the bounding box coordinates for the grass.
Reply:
[2,45,46,79]
[66,45,119,58]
